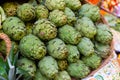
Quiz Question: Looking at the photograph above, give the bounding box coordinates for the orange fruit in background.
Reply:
[86,0,100,5]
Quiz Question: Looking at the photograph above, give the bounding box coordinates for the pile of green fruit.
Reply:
[0,0,113,80]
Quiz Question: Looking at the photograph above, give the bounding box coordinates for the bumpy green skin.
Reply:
[75,17,96,39]
[82,54,102,69]
[35,5,49,19]
[57,60,68,71]
[17,3,36,21]
[47,38,68,59]
[64,0,81,10]
[58,25,81,44]
[45,0,66,10]
[95,42,110,58]
[67,60,90,78]
[38,56,58,79]
[77,37,94,56]
[17,58,36,77]
[2,17,26,41]
[49,10,67,27]
[0,40,18,58]
[95,24,113,44]
[33,19,57,41]
[64,7,76,25]
[54,71,71,80]
[66,45,80,63]
[79,4,100,22]
[19,34,46,60]
[3,2,18,16]
[34,69,49,80]
[25,22,33,35]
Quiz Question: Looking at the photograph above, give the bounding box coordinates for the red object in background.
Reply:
[86,0,100,5]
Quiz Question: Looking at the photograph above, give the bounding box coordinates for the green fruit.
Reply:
[49,10,67,27]
[95,23,113,44]
[79,4,100,22]
[3,2,18,16]
[25,22,33,35]
[47,38,68,59]
[67,60,90,78]
[34,69,50,80]
[2,17,26,41]
[17,57,36,77]
[64,0,81,10]
[45,0,66,10]
[57,60,68,71]
[38,56,58,79]
[19,34,46,60]
[95,42,110,58]
[35,5,49,19]
[17,3,36,21]
[58,25,81,44]
[33,19,57,41]
[54,71,71,80]
[75,17,96,39]
[82,53,102,69]
[66,45,80,63]
[77,37,94,56]
[64,7,76,25]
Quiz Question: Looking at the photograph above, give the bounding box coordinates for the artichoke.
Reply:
[49,9,67,27]
[2,17,26,41]
[33,19,57,41]
[25,22,33,35]
[57,60,68,71]
[34,69,50,80]
[47,38,68,59]
[17,57,36,77]
[19,34,46,60]
[64,0,81,10]
[67,60,90,78]
[64,7,76,25]
[95,23,113,44]
[2,2,18,16]
[58,25,81,44]
[54,71,71,80]
[77,37,94,56]
[38,56,58,79]
[79,4,100,22]
[17,3,36,21]
[35,5,49,19]
[82,53,102,69]
[95,42,110,58]
[45,0,66,11]
[75,17,96,39]
[66,45,80,63]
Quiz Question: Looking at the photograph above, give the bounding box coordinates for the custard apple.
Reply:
[75,17,96,39]
[47,38,68,59]
[58,25,81,44]
[19,34,46,60]
[77,37,94,56]
[45,0,66,10]
[79,4,100,22]
[2,17,26,41]
[33,19,57,41]
[49,9,67,27]
[38,56,58,79]
[17,3,36,21]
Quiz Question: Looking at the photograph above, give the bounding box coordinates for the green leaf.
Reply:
[0,66,8,80]
[0,58,9,74]
[8,44,14,65]
[13,51,19,66]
